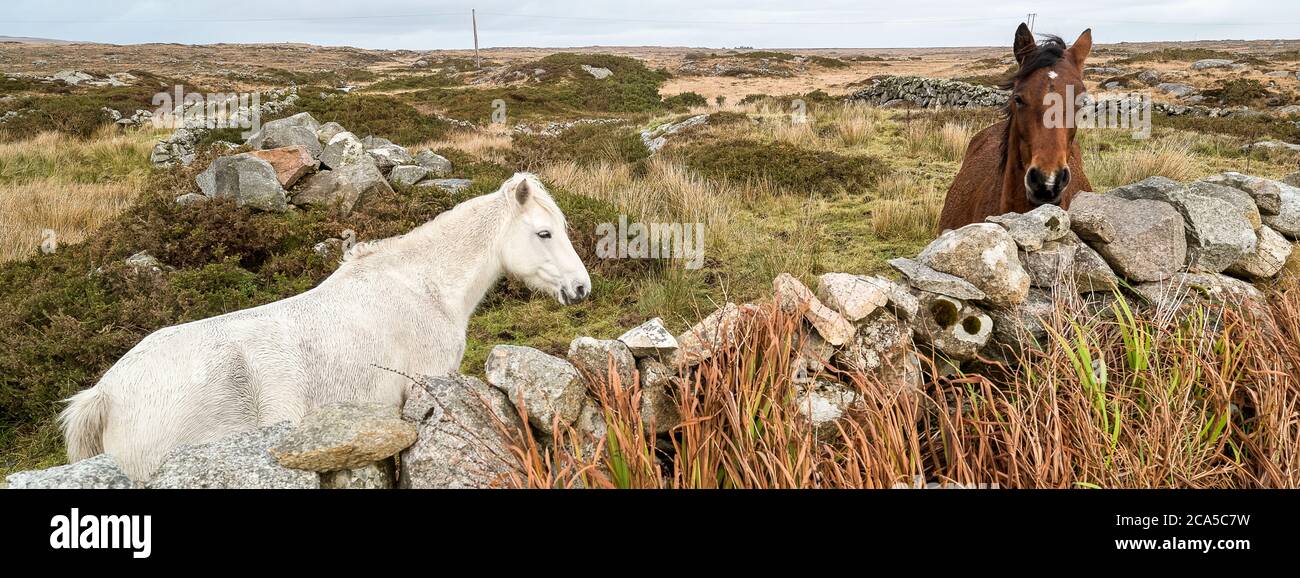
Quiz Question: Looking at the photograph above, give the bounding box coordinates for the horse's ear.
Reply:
[1067,29,1093,69]
[509,175,531,207]
[1013,23,1036,65]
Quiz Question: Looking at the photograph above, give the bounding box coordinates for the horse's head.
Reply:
[1005,24,1092,207]
[498,173,592,305]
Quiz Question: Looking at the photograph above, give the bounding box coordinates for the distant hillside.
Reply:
[0,35,75,45]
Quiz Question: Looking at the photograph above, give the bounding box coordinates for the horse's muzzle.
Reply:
[560,282,589,305]
[1025,166,1070,206]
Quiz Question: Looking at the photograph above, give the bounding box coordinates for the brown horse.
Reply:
[939,24,1094,230]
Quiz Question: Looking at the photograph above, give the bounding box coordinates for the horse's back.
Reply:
[940,121,1007,231]
[96,303,310,479]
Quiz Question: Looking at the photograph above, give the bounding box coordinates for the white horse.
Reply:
[60,172,591,481]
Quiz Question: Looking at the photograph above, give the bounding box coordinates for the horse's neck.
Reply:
[342,196,505,326]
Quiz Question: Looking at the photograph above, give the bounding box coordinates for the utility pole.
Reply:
[1026,13,1037,32]
[472,9,481,69]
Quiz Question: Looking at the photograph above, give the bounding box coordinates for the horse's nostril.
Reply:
[575,284,587,299]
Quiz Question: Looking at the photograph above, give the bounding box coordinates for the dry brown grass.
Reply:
[497,288,1300,489]
[413,128,514,164]
[0,129,157,262]
[870,172,943,241]
[539,156,739,225]
[901,118,975,162]
[1085,140,1199,190]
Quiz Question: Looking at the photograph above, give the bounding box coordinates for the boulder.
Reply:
[917,223,1030,307]
[888,257,987,301]
[774,273,856,346]
[1134,272,1266,312]
[366,143,415,172]
[1069,191,1187,282]
[912,292,992,361]
[617,317,678,358]
[415,150,454,176]
[1191,59,1235,70]
[292,161,394,216]
[1156,83,1198,98]
[196,162,217,196]
[1136,69,1162,85]
[211,154,290,212]
[1071,235,1121,293]
[1263,181,1300,238]
[672,302,743,366]
[6,454,134,489]
[175,192,208,206]
[870,275,920,321]
[792,330,834,385]
[581,65,614,79]
[816,272,889,322]
[1023,239,1074,289]
[149,423,319,489]
[986,204,1071,251]
[388,164,430,187]
[835,309,920,393]
[637,359,682,434]
[485,345,585,434]
[1111,177,1257,272]
[269,402,417,472]
[418,178,474,193]
[1226,225,1293,279]
[568,336,637,388]
[1024,232,1119,293]
[794,381,861,435]
[1200,172,1282,215]
[988,289,1055,361]
[319,131,370,170]
[400,374,523,489]
[320,460,396,489]
[245,145,318,188]
[361,136,394,149]
[315,121,347,145]
[249,112,322,157]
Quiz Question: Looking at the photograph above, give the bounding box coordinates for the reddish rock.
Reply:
[247,145,318,188]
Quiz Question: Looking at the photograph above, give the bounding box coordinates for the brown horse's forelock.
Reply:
[998,35,1068,171]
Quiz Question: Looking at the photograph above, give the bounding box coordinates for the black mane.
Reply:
[999,35,1067,170]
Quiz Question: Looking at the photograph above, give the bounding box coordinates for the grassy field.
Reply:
[2,48,1299,485]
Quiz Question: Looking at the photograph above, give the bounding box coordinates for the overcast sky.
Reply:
[2,1,1298,49]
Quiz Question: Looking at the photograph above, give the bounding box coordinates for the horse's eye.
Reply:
[1013,94,1026,106]
[537,231,552,239]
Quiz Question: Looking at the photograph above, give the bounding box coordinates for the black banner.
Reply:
[0,490,1289,566]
